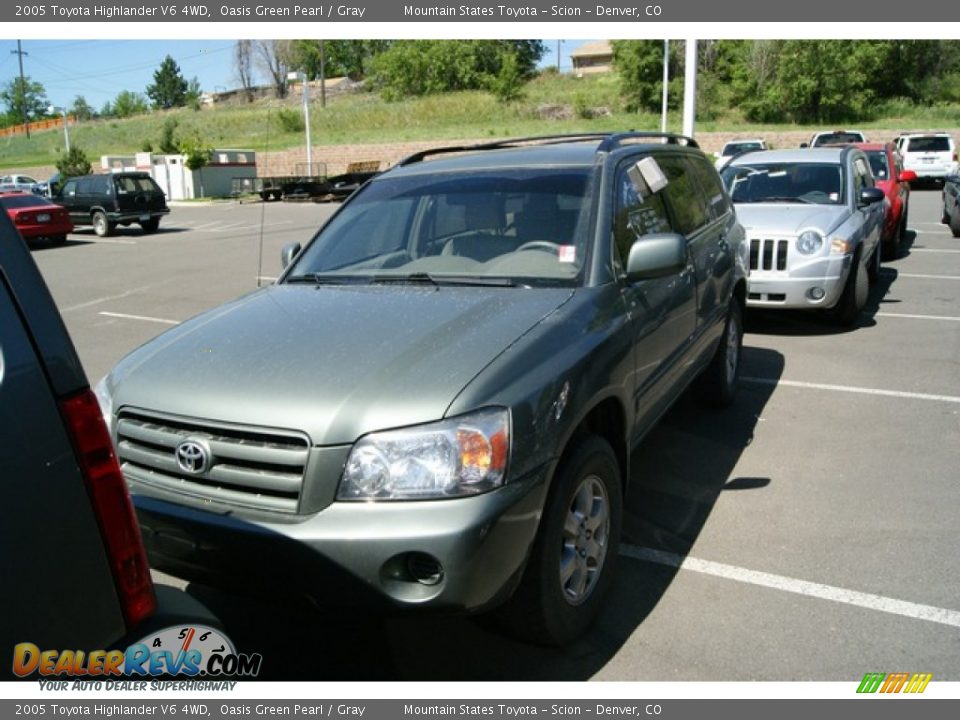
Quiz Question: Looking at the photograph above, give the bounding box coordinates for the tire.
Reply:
[867,242,881,284]
[49,234,67,246]
[832,253,868,326]
[950,215,960,239]
[499,435,622,646]
[140,218,160,234]
[91,211,113,238]
[697,298,743,409]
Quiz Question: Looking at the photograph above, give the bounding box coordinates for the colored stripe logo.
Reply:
[857,672,932,694]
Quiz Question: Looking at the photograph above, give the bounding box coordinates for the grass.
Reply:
[2,72,958,171]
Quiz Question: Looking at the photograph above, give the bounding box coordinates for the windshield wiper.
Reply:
[755,196,814,204]
[284,274,361,285]
[372,273,520,288]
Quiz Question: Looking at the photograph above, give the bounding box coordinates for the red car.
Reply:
[852,143,916,259]
[0,190,73,245]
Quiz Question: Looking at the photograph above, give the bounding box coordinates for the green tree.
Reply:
[611,40,669,113]
[291,40,392,80]
[367,40,544,101]
[489,51,524,102]
[185,77,203,111]
[0,76,48,127]
[158,117,180,154]
[55,145,92,178]
[146,55,188,109]
[70,95,95,121]
[181,134,213,197]
[111,90,149,119]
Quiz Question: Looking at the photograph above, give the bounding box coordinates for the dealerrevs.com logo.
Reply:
[12,625,262,679]
[857,672,932,694]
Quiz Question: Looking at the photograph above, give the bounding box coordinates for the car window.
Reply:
[0,195,50,209]
[61,180,78,197]
[612,161,674,272]
[116,176,161,194]
[853,157,872,195]
[866,151,889,180]
[655,155,710,235]
[685,155,731,219]
[905,136,951,153]
[722,162,845,205]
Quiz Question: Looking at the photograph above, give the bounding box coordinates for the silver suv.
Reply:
[99,133,747,645]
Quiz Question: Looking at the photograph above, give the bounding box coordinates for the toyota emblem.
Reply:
[175,439,210,475]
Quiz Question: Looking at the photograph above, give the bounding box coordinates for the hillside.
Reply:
[2,72,958,178]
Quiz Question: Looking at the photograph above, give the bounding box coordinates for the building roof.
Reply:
[570,41,613,59]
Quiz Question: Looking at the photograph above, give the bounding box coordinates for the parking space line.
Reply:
[741,376,960,404]
[875,312,960,322]
[907,248,960,254]
[63,289,141,312]
[83,237,137,245]
[621,545,960,629]
[99,311,180,325]
[880,270,960,280]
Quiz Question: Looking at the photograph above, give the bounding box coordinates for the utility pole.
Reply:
[682,39,697,139]
[11,40,30,138]
[661,40,669,133]
[320,40,326,108]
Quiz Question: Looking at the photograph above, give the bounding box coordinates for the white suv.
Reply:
[896,133,958,185]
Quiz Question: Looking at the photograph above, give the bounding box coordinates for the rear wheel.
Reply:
[499,435,622,646]
[49,234,67,246]
[91,211,113,238]
[697,298,743,408]
[140,218,160,234]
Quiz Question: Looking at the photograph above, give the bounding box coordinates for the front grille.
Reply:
[117,410,310,513]
[749,238,789,271]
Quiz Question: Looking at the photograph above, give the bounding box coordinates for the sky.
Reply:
[0,39,595,111]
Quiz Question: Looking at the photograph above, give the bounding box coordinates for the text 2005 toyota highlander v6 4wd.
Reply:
[98,133,748,645]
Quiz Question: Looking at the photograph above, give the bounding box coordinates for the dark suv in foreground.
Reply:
[55,172,169,237]
[98,133,748,645]
[0,212,215,667]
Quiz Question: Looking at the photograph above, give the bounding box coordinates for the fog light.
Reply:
[807,287,826,300]
[406,553,444,586]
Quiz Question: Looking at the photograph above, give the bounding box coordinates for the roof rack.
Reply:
[397,131,699,167]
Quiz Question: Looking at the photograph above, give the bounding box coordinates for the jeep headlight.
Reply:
[796,231,823,255]
[338,408,509,500]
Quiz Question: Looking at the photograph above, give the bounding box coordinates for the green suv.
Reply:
[98,133,747,645]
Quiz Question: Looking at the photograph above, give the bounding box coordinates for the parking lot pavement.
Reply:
[31,190,959,681]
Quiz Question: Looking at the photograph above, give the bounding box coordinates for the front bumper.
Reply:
[130,467,549,614]
[747,254,852,310]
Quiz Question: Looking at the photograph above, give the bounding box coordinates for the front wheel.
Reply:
[91,211,113,238]
[696,298,743,408]
[831,253,868,326]
[498,435,622,646]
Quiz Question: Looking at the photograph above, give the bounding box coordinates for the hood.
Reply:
[109,284,573,444]
[734,204,850,236]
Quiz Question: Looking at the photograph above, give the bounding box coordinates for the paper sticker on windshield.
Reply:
[829,192,839,202]
[558,245,576,263]
[628,157,668,198]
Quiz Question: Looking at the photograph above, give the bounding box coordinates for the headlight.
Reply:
[338,408,509,501]
[93,376,113,426]
[796,231,823,255]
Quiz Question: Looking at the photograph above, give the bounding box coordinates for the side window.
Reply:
[62,180,78,197]
[656,155,710,236]
[612,161,673,272]
[77,178,92,194]
[686,155,731,219]
[853,157,871,197]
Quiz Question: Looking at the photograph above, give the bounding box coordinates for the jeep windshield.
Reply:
[722,162,845,205]
[285,168,594,288]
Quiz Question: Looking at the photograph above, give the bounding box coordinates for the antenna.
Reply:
[256,102,272,289]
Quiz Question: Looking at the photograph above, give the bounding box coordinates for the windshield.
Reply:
[286,168,595,287]
[722,162,845,205]
[906,136,951,153]
[722,142,763,157]
[813,132,863,146]
[866,151,890,180]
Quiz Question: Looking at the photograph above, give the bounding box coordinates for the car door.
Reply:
[852,155,883,256]
[56,178,83,223]
[611,156,697,439]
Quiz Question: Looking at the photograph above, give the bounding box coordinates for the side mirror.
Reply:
[898,170,918,183]
[626,233,688,282]
[859,187,885,206]
[280,242,301,270]
[799,143,809,149]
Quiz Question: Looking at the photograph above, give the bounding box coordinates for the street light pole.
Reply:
[288,71,312,176]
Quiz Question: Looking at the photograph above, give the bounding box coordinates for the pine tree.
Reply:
[146,55,188,109]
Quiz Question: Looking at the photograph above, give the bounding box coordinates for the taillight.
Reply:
[59,389,156,629]
[14,213,31,224]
